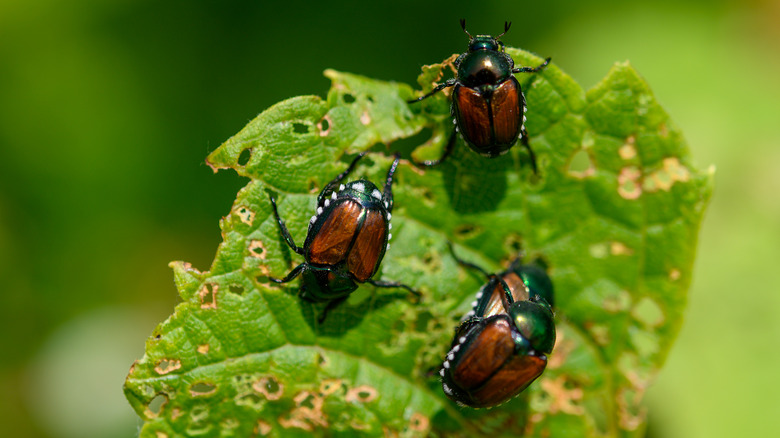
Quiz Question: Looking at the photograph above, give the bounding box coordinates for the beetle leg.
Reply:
[447,241,492,280]
[382,153,401,212]
[269,262,306,284]
[269,194,305,255]
[366,279,420,300]
[411,127,457,168]
[407,79,458,104]
[519,126,539,175]
[512,57,551,74]
[318,152,367,204]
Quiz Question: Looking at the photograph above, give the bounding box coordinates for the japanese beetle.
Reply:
[268,153,417,322]
[409,20,550,168]
[439,245,555,408]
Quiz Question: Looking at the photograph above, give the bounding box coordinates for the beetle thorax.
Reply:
[457,50,512,88]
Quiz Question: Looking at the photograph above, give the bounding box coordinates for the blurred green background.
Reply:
[1,0,777,437]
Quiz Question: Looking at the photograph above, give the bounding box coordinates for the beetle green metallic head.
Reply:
[460,19,511,53]
[518,263,555,309]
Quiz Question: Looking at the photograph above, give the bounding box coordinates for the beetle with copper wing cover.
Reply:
[439,245,556,408]
[268,153,417,322]
[409,20,550,168]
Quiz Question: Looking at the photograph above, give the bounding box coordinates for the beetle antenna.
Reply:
[459,19,472,40]
[496,21,511,39]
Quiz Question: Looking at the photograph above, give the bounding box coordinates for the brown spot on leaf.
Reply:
[199,283,218,309]
[253,377,283,401]
[409,412,430,432]
[346,385,378,403]
[383,426,399,438]
[190,382,217,397]
[546,331,575,369]
[643,157,691,192]
[156,432,168,438]
[619,144,637,160]
[318,115,332,137]
[610,241,634,256]
[360,110,371,125]
[154,359,181,375]
[197,344,209,354]
[279,391,327,431]
[249,240,267,259]
[669,269,681,281]
[617,387,647,431]
[235,206,255,225]
[319,379,343,397]
[540,376,585,415]
[171,407,182,420]
[255,420,272,436]
[618,166,642,200]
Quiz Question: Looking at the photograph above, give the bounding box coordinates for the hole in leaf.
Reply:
[299,393,316,409]
[147,394,167,416]
[342,93,355,103]
[190,382,217,396]
[390,127,433,158]
[154,359,182,375]
[249,240,267,259]
[307,178,318,193]
[631,297,665,328]
[292,123,309,134]
[255,275,270,284]
[229,284,244,295]
[238,148,252,166]
[366,95,374,103]
[567,149,594,178]
[453,224,483,239]
[419,251,441,273]
[199,284,218,309]
[253,377,283,400]
[236,206,255,225]
[504,233,524,254]
[346,385,378,403]
[236,393,263,408]
[318,115,331,136]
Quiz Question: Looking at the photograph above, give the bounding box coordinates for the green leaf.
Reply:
[125,50,712,437]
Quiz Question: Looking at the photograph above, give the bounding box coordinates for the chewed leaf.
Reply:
[125,52,712,437]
